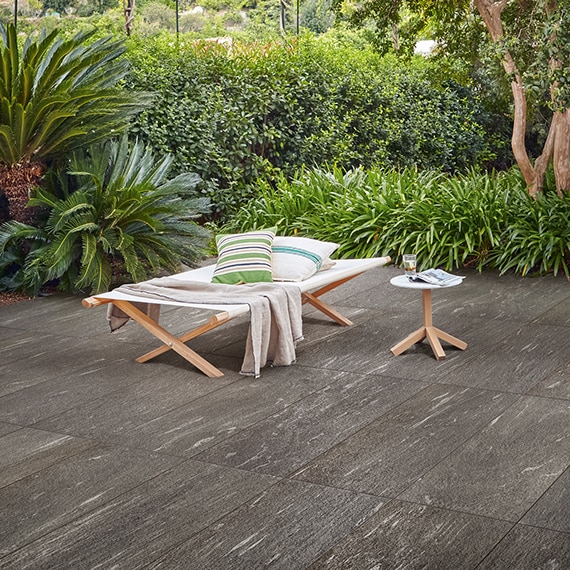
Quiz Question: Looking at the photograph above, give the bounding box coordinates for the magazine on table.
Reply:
[409,268,465,286]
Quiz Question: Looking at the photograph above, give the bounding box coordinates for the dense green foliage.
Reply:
[341,0,570,112]
[337,0,570,196]
[126,34,509,217]
[0,23,146,166]
[224,166,570,277]
[0,137,211,295]
[9,0,331,38]
[0,22,151,224]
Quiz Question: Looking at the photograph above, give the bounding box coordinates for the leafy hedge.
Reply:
[223,166,570,278]
[125,33,510,217]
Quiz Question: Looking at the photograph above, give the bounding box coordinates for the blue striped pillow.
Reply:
[211,229,276,284]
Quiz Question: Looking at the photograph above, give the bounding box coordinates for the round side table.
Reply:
[390,275,467,360]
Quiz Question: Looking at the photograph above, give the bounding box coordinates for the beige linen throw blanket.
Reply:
[106,277,303,377]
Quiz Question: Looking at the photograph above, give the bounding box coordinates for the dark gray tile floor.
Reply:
[1,265,569,569]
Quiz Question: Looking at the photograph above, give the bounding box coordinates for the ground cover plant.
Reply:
[224,166,570,277]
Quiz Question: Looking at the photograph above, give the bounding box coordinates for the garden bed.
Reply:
[0,292,33,306]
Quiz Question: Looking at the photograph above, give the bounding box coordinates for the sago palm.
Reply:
[0,137,212,295]
[0,23,148,224]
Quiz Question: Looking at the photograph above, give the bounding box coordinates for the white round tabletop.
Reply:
[390,275,462,290]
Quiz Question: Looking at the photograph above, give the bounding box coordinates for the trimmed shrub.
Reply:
[125,34,509,217]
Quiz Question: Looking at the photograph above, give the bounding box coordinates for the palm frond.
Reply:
[75,240,112,293]
[0,22,149,167]
[0,220,44,250]
[6,135,211,294]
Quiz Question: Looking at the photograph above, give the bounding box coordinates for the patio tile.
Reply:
[476,524,570,569]
[146,479,385,570]
[32,370,239,441]
[293,304,520,382]
[111,366,350,457]
[432,323,570,393]
[293,383,518,496]
[0,427,95,488]
[0,333,141,398]
[399,396,570,521]
[430,270,570,323]
[308,265,396,307]
[1,263,569,567]
[291,309,419,374]
[0,339,241,424]
[528,361,570,400]
[533,294,570,327]
[520,467,570,532]
[0,460,278,570]
[0,295,90,332]
[355,315,520,380]
[196,372,425,476]
[0,421,20,437]
[0,329,76,365]
[0,365,136,425]
[0,325,17,337]
[0,445,183,556]
[299,307,372,344]
[306,500,512,569]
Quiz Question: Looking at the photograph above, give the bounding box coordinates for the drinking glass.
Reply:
[403,254,417,277]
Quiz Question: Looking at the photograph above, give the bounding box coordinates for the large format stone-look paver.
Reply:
[1,264,569,568]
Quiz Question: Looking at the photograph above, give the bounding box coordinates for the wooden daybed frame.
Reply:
[82,257,391,377]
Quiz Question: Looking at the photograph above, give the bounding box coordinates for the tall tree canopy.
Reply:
[342,0,570,196]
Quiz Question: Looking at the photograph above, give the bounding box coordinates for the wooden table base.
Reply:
[390,289,467,360]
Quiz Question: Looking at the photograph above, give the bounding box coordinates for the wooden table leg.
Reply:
[432,326,468,351]
[422,289,433,327]
[391,288,467,360]
[390,326,427,356]
[425,326,446,360]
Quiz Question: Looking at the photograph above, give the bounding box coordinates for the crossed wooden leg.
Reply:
[301,273,366,327]
[82,297,228,377]
[111,300,227,377]
[390,289,467,361]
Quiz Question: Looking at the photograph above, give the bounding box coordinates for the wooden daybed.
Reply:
[82,257,391,377]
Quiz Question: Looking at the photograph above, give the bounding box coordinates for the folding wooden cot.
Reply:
[82,256,391,377]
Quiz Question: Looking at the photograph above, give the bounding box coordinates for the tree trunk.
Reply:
[392,23,399,52]
[280,0,287,34]
[552,108,570,195]
[124,0,135,36]
[0,163,44,225]
[474,0,570,196]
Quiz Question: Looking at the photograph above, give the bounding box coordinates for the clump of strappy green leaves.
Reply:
[225,166,570,277]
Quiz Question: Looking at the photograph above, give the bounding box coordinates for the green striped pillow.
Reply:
[211,228,276,284]
[272,236,339,281]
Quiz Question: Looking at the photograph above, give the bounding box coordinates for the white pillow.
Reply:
[319,258,336,271]
[272,236,339,281]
